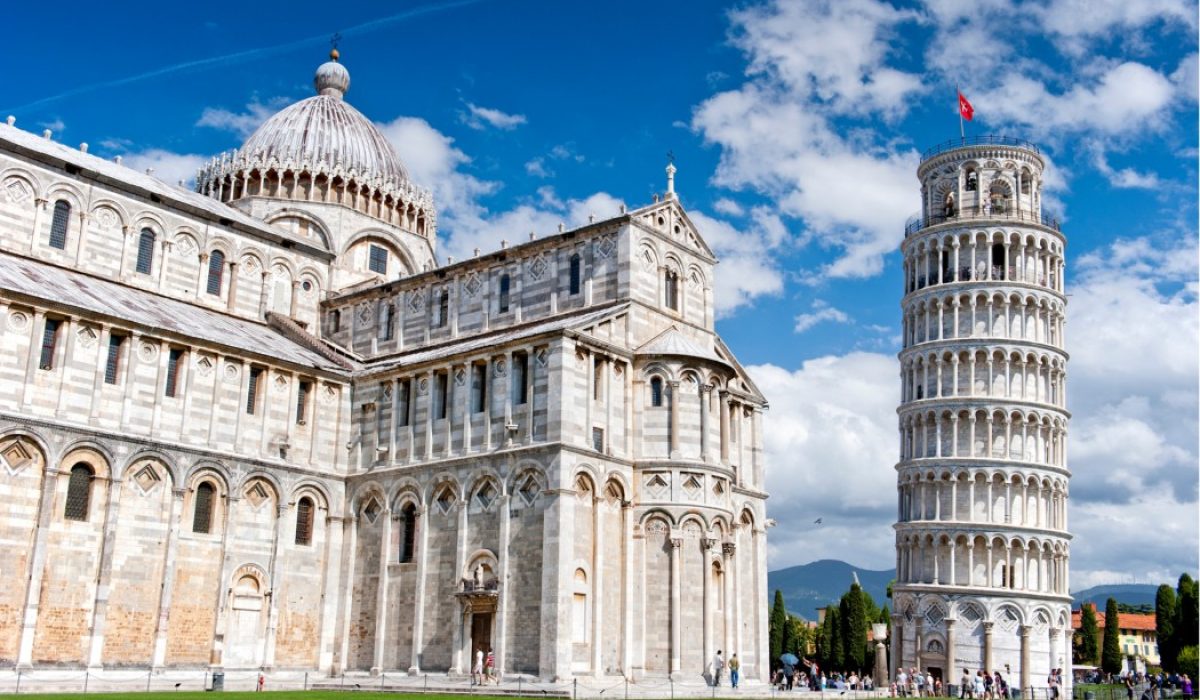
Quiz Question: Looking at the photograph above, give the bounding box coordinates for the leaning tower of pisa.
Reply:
[890,137,1072,694]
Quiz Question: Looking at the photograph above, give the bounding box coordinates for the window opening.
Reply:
[39,318,61,370]
[49,200,70,249]
[512,352,528,405]
[295,496,314,545]
[368,244,388,275]
[399,503,417,562]
[104,334,125,384]
[437,290,449,327]
[472,363,487,412]
[499,274,511,313]
[296,380,311,424]
[379,300,394,340]
[569,254,582,295]
[397,379,411,427]
[136,228,156,274]
[165,348,184,397]
[206,250,225,296]
[650,377,664,407]
[665,269,679,310]
[592,427,604,452]
[64,463,92,521]
[434,371,448,420]
[193,481,215,533]
[246,366,262,415]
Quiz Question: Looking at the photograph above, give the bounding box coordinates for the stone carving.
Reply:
[7,310,28,331]
[76,325,98,348]
[357,302,371,323]
[407,289,424,313]
[195,355,215,377]
[224,363,240,383]
[464,271,482,298]
[493,358,506,377]
[529,253,547,280]
[595,235,615,259]
[139,341,158,363]
[3,178,31,203]
[94,207,119,230]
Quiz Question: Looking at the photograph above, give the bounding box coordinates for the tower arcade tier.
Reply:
[892,137,1072,694]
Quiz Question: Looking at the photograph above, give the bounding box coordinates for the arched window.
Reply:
[498,274,511,313]
[294,496,314,546]
[572,568,589,643]
[650,377,664,407]
[568,254,582,295]
[398,503,417,563]
[64,463,92,521]
[193,481,216,533]
[206,250,225,296]
[135,228,156,274]
[965,170,978,192]
[664,269,679,310]
[49,200,71,249]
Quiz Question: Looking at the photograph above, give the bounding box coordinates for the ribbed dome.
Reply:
[237,56,408,185]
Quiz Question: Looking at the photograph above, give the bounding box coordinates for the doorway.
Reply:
[471,612,493,661]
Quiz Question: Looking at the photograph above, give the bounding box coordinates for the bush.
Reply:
[1178,646,1198,680]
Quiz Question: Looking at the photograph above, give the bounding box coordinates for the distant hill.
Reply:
[1072,584,1160,609]
[768,560,895,621]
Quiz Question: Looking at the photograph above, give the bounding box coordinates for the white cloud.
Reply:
[793,300,850,333]
[1172,53,1199,103]
[524,157,552,178]
[689,208,788,316]
[196,99,285,138]
[729,0,925,119]
[750,353,900,569]
[121,149,208,187]
[377,116,623,262]
[1034,0,1196,41]
[1091,151,1163,189]
[975,62,1176,138]
[460,102,527,131]
[713,198,744,217]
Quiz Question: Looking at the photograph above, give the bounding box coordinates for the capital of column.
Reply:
[722,542,736,557]
[669,537,683,549]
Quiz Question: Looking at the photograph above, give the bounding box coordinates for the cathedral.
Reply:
[0,52,769,681]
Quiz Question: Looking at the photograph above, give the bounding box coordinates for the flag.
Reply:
[958,91,974,121]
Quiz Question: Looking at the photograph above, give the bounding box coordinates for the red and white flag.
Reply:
[958,91,974,121]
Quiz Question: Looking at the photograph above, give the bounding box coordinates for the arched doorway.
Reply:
[225,568,267,667]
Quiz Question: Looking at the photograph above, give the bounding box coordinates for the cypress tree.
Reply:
[1156,584,1177,671]
[1177,574,1199,649]
[828,606,845,670]
[846,583,868,671]
[1101,597,1122,675]
[1077,603,1100,665]
[770,590,787,669]
[781,611,796,665]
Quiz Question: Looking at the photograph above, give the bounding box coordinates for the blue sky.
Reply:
[7,0,1197,588]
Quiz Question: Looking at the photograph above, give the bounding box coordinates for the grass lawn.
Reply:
[12,694,498,700]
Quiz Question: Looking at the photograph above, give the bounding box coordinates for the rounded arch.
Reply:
[88,199,130,228]
[264,209,334,250]
[0,167,42,200]
[44,181,86,209]
[235,469,285,498]
[639,508,675,529]
[290,479,332,510]
[119,447,179,482]
[342,229,418,274]
[58,440,115,478]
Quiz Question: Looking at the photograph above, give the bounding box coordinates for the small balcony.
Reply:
[905,205,1061,238]
[920,135,1042,162]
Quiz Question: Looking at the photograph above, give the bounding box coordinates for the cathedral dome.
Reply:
[238,52,408,185]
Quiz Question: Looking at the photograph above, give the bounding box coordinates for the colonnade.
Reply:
[895,534,1069,595]
[903,232,1063,294]
[902,293,1065,348]
[896,471,1067,529]
[900,350,1065,408]
[898,409,1067,466]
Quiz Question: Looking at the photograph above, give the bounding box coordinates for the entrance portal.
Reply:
[471,612,493,661]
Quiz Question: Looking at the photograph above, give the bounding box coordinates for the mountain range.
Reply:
[767,560,1164,621]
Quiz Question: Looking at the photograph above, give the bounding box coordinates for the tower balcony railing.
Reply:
[920,135,1042,161]
[905,205,1061,237]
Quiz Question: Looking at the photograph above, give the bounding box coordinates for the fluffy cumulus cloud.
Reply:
[196,98,286,138]
[121,149,208,187]
[693,0,923,280]
[749,354,899,569]
[793,299,850,333]
[688,208,788,317]
[377,116,623,262]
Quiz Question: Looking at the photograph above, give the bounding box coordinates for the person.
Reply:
[485,647,496,684]
[963,668,973,698]
[994,672,1006,700]
[472,648,484,685]
[1126,674,1136,700]
[256,673,264,692]
[927,671,935,697]
[1180,674,1192,700]
[713,650,725,687]
[898,668,909,698]
[783,659,795,691]
[1047,669,1059,700]
[729,653,741,689]
[973,671,986,700]
[849,673,859,690]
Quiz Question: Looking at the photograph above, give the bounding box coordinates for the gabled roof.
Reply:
[363,302,630,374]
[628,197,717,260]
[0,254,346,373]
[0,122,329,256]
[636,326,729,367]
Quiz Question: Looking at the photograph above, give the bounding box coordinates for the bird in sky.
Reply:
[814,518,823,524]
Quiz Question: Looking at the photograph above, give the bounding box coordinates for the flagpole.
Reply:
[957,82,965,140]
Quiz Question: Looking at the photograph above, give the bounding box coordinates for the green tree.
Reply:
[780,611,796,665]
[1077,604,1100,665]
[770,590,787,669]
[788,615,809,656]
[1178,646,1199,680]
[1177,574,1199,650]
[845,583,868,671]
[1101,598,1122,675]
[1156,584,1178,671]
[827,606,845,670]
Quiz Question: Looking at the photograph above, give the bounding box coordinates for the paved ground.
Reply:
[0,669,893,698]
